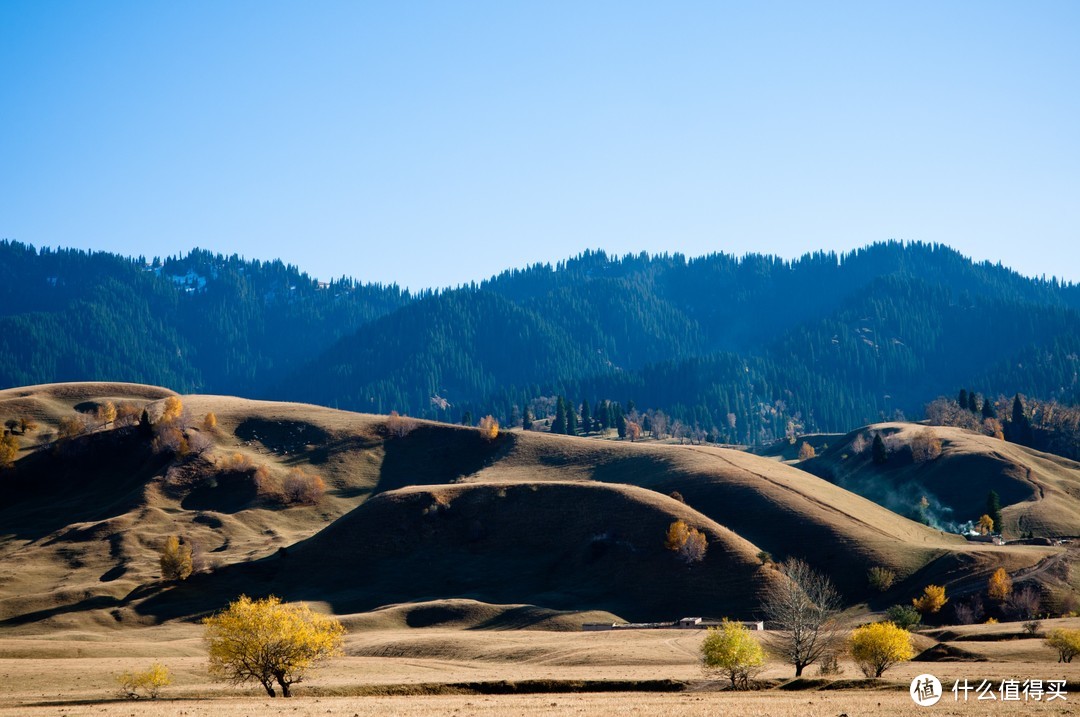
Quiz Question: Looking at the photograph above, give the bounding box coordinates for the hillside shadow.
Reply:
[373,426,515,494]
[0,428,167,541]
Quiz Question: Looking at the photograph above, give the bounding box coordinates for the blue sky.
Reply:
[2,1,1078,289]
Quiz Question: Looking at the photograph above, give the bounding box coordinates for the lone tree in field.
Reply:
[204,595,344,697]
[851,622,914,677]
[977,514,995,535]
[1046,628,1080,663]
[871,433,888,464]
[700,619,765,689]
[797,441,816,460]
[478,414,499,441]
[762,558,842,677]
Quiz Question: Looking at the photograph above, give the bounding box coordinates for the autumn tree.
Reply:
[96,401,117,429]
[912,585,948,614]
[798,441,816,460]
[478,415,499,441]
[850,622,914,677]
[160,396,184,424]
[203,412,218,430]
[987,567,1012,602]
[625,420,642,442]
[910,428,942,463]
[700,619,765,689]
[0,434,18,468]
[1046,628,1080,663]
[160,535,193,581]
[58,414,90,440]
[763,558,842,677]
[204,595,345,697]
[664,520,708,565]
[115,402,142,427]
[977,514,995,536]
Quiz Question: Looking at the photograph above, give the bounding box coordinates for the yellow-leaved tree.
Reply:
[159,535,193,581]
[977,514,995,535]
[850,621,914,677]
[912,584,948,614]
[204,595,344,697]
[116,662,171,699]
[988,567,1012,602]
[664,519,708,565]
[1046,628,1080,663]
[160,396,184,424]
[0,433,18,468]
[478,415,499,441]
[701,619,765,689]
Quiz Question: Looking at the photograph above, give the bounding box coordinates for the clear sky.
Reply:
[2,1,1078,290]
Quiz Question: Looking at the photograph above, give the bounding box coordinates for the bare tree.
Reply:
[763,558,843,677]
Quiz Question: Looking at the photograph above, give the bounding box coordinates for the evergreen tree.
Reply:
[872,433,888,465]
[594,400,607,430]
[982,396,997,420]
[551,397,567,435]
[958,389,968,408]
[522,406,533,431]
[967,391,978,413]
[580,400,592,434]
[461,411,473,427]
[1009,394,1032,445]
[566,403,578,435]
[616,406,627,439]
[986,490,1003,534]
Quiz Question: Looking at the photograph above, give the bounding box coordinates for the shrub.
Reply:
[953,596,985,625]
[282,469,326,505]
[850,622,914,677]
[867,567,896,592]
[817,652,844,676]
[152,425,188,456]
[219,452,257,473]
[1005,585,1041,621]
[756,550,772,566]
[910,428,942,463]
[885,604,921,631]
[386,411,417,438]
[912,585,948,614]
[798,441,816,460]
[203,412,218,430]
[160,396,184,424]
[701,619,765,689]
[115,402,142,427]
[116,662,171,699]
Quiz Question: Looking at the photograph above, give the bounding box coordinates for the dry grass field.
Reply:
[1,619,1078,715]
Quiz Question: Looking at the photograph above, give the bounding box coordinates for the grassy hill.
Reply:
[1,384,1075,633]
[801,422,1080,539]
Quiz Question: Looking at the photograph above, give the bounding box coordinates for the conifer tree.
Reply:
[580,400,592,434]
[565,403,578,435]
[551,397,567,435]
[986,490,1003,534]
[522,406,533,431]
[958,389,968,408]
[982,396,997,420]
[967,392,978,413]
[872,433,888,465]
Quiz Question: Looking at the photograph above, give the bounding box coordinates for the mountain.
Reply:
[3,239,1080,444]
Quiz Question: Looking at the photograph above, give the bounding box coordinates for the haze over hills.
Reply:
[3,239,1080,444]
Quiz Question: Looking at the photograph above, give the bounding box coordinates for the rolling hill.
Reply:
[2,383,1076,633]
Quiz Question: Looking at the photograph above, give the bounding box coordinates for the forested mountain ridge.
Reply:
[3,239,1079,444]
[0,241,412,394]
